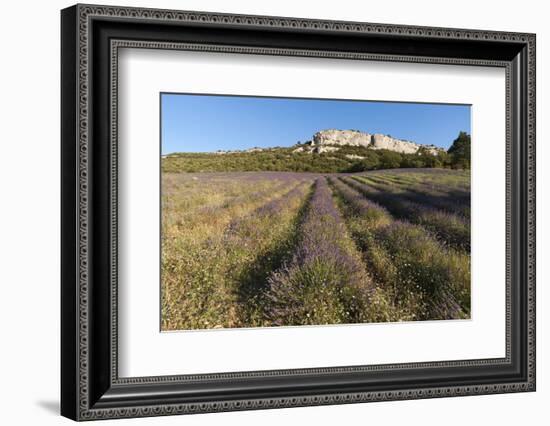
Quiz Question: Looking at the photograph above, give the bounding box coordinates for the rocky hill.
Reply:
[207,129,442,157]
[162,128,461,173]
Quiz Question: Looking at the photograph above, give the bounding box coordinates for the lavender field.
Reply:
[161,169,471,331]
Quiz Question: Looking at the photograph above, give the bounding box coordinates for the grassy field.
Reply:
[161,168,470,331]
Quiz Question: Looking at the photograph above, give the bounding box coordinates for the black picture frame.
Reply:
[61,4,536,421]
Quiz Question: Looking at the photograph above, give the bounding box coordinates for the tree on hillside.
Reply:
[435,150,451,168]
[416,147,442,168]
[448,131,471,169]
[346,150,381,172]
[377,150,402,169]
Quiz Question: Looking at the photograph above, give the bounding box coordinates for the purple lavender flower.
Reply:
[341,177,470,250]
[266,178,374,326]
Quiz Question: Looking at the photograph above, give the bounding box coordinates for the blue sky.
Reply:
[161,93,471,154]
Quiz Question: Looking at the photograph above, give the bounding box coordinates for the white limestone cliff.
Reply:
[312,129,372,148]
[310,129,439,155]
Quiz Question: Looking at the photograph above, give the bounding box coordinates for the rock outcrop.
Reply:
[312,129,372,148]
[313,145,340,154]
[308,129,441,155]
[371,133,419,154]
[345,154,366,160]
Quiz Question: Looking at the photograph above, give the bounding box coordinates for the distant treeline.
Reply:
[163,131,471,173]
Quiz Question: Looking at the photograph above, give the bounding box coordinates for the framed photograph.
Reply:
[61,4,536,421]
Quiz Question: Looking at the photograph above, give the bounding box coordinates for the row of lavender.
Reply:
[161,173,315,330]
[263,174,469,326]
[343,176,470,251]
[260,171,470,325]
[328,176,470,320]
[265,178,392,326]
